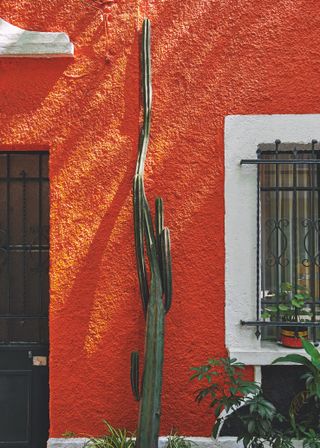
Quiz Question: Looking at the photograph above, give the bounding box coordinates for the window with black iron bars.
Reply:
[241,140,320,344]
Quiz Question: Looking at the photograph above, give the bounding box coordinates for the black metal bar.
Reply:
[262,186,320,192]
[275,140,280,340]
[0,342,48,348]
[260,149,320,155]
[6,154,10,342]
[262,300,320,305]
[293,148,298,322]
[0,151,47,154]
[21,170,27,314]
[0,177,49,181]
[241,159,320,165]
[0,315,48,319]
[317,151,320,343]
[38,154,43,342]
[0,245,49,251]
[256,148,261,339]
[311,140,317,342]
[241,320,320,327]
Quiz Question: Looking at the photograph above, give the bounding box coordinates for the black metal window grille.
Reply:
[241,141,320,343]
[0,152,49,344]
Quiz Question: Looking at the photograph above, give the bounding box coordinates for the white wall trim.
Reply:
[47,437,304,448]
[47,437,237,448]
[0,18,74,57]
[224,114,320,365]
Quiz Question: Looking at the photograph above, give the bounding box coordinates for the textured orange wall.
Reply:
[0,0,320,438]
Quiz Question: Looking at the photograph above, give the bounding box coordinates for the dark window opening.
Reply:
[241,141,320,343]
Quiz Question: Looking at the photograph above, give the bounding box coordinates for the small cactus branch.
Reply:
[155,197,164,256]
[130,351,140,401]
[161,228,172,313]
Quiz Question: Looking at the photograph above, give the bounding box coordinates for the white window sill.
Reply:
[228,341,311,365]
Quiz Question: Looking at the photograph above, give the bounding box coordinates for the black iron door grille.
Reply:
[0,151,49,448]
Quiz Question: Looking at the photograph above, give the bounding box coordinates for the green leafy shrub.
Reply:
[191,346,320,448]
[190,357,291,447]
[84,421,135,448]
[166,432,196,448]
[62,431,77,438]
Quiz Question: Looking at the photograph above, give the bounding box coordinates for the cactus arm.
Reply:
[130,351,141,401]
[133,19,153,316]
[135,19,152,178]
[161,228,172,313]
[155,197,164,254]
[133,174,149,315]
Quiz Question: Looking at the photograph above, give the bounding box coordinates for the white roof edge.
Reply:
[0,18,74,57]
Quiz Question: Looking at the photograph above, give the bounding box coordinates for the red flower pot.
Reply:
[280,326,308,348]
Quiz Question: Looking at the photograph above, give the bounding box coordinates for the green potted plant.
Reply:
[261,282,311,348]
[190,357,293,447]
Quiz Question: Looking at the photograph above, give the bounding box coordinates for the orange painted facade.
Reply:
[0,0,319,438]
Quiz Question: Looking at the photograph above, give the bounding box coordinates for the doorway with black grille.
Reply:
[0,152,49,448]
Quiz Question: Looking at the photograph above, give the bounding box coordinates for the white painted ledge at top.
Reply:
[47,437,304,448]
[0,18,74,57]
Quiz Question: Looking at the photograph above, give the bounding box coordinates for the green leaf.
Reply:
[292,299,303,308]
[272,354,317,374]
[301,338,320,366]
[266,305,278,313]
[294,294,306,300]
[248,420,255,434]
[279,304,290,311]
[212,418,223,439]
[214,403,223,418]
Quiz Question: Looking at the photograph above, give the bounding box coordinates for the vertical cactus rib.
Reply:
[161,228,172,313]
[130,351,140,401]
[155,197,164,248]
[132,18,173,448]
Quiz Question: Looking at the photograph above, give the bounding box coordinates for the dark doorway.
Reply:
[0,152,49,448]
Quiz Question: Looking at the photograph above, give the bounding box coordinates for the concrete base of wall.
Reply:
[48,438,238,447]
[47,437,304,448]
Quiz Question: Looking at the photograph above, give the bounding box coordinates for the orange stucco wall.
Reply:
[0,0,320,438]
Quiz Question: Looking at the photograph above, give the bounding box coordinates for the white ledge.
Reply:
[229,341,311,365]
[47,437,303,448]
[0,18,74,57]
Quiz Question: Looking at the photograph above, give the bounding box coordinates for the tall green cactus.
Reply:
[131,19,172,448]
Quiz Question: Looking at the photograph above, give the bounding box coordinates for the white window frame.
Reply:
[225,114,320,365]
